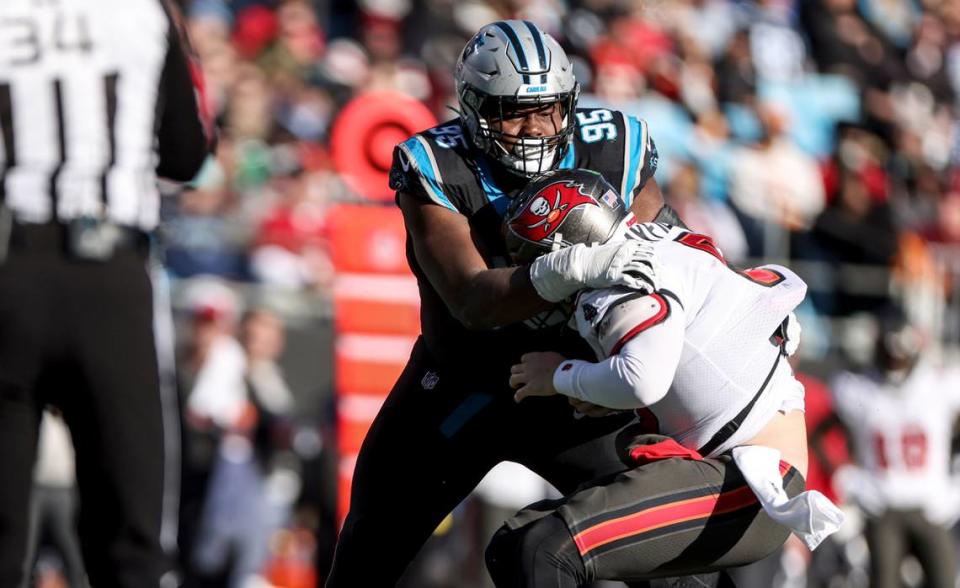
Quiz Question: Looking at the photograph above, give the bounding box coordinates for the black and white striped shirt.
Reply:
[0,0,213,231]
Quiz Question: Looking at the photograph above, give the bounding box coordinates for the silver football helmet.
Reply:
[504,169,628,264]
[455,20,579,176]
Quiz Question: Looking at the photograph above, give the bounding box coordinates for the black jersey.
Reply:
[389,107,658,371]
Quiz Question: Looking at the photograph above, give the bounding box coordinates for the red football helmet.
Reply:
[504,168,628,264]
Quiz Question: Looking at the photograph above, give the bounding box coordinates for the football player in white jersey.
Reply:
[830,309,960,588]
[484,169,843,587]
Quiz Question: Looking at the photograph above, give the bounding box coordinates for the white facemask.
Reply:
[507,137,558,175]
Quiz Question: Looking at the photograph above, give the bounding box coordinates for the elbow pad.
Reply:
[597,292,671,356]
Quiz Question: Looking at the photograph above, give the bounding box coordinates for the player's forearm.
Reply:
[156,4,215,181]
[629,176,664,222]
[453,265,552,329]
[553,314,682,407]
[552,353,671,409]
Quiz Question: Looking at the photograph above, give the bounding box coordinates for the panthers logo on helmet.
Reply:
[509,180,598,243]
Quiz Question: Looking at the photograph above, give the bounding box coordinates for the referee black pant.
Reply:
[0,223,178,588]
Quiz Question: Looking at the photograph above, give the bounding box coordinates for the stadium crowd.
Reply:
[28,0,960,586]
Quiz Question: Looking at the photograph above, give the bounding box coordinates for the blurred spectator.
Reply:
[240,308,302,578]
[163,156,251,281]
[715,29,758,106]
[858,0,921,49]
[665,160,748,263]
[830,308,960,588]
[263,524,319,588]
[746,0,808,84]
[249,148,335,291]
[651,0,739,60]
[265,1,325,76]
[903,14,954,105]
[811,166,898,315]
[729,102,826,257]
[243,309,295,420]
[180,297,302,588]
[183,280,246,429]
[231,5,278,61]
[589,14,673,81]
[799,0,903,141]
[177,280,259,586]
[228,64,276,141]
[924,190,960,245]
[687,109,735,202]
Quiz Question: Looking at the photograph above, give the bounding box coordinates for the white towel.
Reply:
[732,445,845,551]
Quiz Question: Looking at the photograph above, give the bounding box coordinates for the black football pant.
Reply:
[326,337,641,586]
[0,224,178,587]
[485,437,804,586]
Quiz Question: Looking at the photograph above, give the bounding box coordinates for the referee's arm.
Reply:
[156,1,216,182]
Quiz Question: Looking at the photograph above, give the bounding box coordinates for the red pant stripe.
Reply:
[573,484,759,556]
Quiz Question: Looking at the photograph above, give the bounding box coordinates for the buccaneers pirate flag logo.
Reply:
[509,180,599,243]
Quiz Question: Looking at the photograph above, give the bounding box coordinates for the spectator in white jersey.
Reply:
[486,169,844,587]
[0,0,214,585]
[829,307,960,588]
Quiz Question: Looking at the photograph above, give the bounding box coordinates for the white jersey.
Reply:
[832,362,960,517]
[553,223,808,456]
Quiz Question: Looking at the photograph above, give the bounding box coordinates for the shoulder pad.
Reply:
[391,133,457,211]
[390,121,496,216]
[598,292,671,356]
[620,114,657,200]
[569,109,657,207]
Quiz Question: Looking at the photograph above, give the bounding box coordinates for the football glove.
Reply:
[529,239,659,303]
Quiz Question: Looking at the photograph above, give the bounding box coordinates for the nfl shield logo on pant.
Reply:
[421,371,439,390]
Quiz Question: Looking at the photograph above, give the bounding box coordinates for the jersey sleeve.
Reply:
[553,292,683,409]
[620,114,658,204]
[389,137,458,212]
[155,0,216,182]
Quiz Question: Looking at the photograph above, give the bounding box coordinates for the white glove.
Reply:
[529,240,659,303]
[784,311,802,356]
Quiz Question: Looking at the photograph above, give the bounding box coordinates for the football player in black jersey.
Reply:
[326,20,684,587]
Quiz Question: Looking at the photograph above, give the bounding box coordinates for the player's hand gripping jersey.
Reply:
[556,221,808,457]
[388,109,657,368]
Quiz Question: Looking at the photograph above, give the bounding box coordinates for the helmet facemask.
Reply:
[459,84,578,177]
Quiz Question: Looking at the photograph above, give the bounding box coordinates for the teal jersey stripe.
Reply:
[474,155,510,215]
[401,137,456,211]
[559,142,576,170]
[440,393,493,438]
[623,115,647,206]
